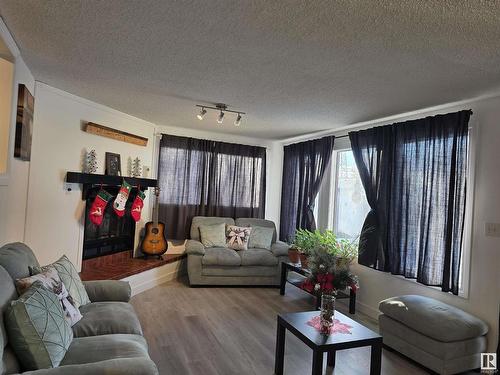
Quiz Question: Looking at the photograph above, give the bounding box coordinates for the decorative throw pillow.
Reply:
[30,255,91,308]
[199,223,228,248]
[5,282,73,370]
[248,226,274,250]
[17,266,82,327]
[226,225,252,251]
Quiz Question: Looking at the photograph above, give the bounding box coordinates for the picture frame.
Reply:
[14,84,34,161]
[105,152,121,176]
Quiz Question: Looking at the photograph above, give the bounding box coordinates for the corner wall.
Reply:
[0,19,35,244]
[24,83,157,269]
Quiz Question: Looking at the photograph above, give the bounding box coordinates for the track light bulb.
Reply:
[234,113,242,126]
[197,107,207,120]
[217,111,225,124]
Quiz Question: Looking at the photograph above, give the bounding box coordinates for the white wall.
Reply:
[24,83,156,269]
[0,18,35,244]
[154,123,284,228]
[281,96,500,352]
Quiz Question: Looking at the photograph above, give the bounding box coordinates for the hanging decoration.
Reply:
[113,180,132,217]
[89,189,112,226]
[131,189,146,222]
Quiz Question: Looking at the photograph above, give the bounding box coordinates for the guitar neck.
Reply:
[153,187,160,226]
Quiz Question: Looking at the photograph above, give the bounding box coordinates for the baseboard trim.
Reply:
[122,258,187,295]
[353,299,380,320]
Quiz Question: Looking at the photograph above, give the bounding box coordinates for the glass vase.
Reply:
[320,294,336,333]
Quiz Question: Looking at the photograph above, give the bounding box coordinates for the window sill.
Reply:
[352,262,469,300]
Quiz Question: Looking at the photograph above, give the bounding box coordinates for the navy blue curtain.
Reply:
[349,110,471,294]
[157,135,266,240]
[279,136,335,242]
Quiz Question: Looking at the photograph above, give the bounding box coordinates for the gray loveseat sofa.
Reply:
[0,242,158,375]
[186,217,289,286]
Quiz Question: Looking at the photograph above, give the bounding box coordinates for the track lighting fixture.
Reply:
[195,103,245,127]
[217,111,225,124]
[234,113,242,126]
[197,107,207,120]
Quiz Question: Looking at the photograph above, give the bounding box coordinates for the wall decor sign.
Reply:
[14,84,34,160]
[105,152,121,176]
[84,122,148,146]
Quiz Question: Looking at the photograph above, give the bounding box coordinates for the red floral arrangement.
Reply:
[302,267,358,296]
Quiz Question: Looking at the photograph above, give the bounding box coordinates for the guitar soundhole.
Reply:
[152,227,159,234]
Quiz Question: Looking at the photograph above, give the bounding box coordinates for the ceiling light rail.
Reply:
[195,103,245,126]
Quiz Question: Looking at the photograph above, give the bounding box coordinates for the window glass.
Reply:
[333,150,370,241]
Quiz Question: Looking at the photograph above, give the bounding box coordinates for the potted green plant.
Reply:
[292,229,316,268]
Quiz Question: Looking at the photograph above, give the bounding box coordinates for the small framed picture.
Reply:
[105,152,121,176]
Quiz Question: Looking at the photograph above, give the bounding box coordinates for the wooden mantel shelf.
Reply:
[66,172,157,199]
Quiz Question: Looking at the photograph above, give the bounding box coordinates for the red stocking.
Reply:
[131,190,146,222]
[89,189,112,226]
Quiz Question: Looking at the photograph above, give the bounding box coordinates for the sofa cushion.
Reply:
[202,265,277,277]
[190,216,235,241]
[379,295,488,342]
[226,225,252,251]
[202,248,241,266]
[16,266,82,327]
[61,334,149,366]
[0,242,40,280]
[5,282,73,370]
[32,255,91,308]
[73,302,142,338]
[235,218,277,243]
[248,226,274,250]
[240,249,278,266]
[0,266,19,374]
[1,347,20,374]
[379,314,487,360]
[199,223,228,248]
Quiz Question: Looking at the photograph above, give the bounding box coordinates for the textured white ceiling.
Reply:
[1,1,500,139]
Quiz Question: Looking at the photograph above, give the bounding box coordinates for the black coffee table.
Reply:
[280,262,356,314]
[274,310,382,375]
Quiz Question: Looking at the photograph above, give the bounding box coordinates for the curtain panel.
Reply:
[279,136,335,242]
[349,110,471,294]
[157,134,266,240]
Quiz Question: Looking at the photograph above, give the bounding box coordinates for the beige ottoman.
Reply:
[378,295,488,374]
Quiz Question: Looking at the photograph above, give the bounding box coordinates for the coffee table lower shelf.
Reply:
[279,262,356,314]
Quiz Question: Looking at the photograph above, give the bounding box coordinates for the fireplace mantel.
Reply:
[66,172,157,199]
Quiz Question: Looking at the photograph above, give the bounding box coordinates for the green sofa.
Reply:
[0,242,158,375]
[186,217,290,286]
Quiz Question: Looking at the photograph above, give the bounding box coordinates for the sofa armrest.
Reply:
[185,240,205,256]
[83,280,131,303]
[20,358,158,375]
[271,241,290,257]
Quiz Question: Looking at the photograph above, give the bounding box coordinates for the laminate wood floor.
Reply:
[131,278,428,375]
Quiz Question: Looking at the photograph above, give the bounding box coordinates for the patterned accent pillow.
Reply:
[31,255,91,308]
[17,266,82,327]
[248,226,274,250]
[226,225,252,251]
[199,223,228,248]
[5,282,73,370]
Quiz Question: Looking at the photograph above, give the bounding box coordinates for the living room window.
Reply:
[332,149,371,242]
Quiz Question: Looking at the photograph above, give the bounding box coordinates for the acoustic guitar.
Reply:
[141,187,168,258]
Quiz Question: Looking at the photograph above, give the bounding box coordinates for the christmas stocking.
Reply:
[131,190,146,222]
[113,180,132,217]
[89,189,112,226]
